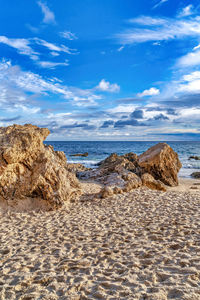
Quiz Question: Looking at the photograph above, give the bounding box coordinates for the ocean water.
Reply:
[45,141,200,178]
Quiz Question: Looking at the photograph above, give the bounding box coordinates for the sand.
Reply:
[0,178,200,300]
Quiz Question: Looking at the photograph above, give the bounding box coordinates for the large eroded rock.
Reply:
[0,124,81,210]
[138,143,182,186]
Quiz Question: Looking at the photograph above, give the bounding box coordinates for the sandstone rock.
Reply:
[191,172,200,179]
[0,124,81,210]
[66,163,91,174]
[141,173,167,192]
[138,143,182,186]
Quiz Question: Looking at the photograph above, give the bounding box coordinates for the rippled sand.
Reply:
[0,179,200,299]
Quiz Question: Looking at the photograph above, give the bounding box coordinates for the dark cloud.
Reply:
[115,97,142,104]
[60,123,96,130]
[114,118,146,128]
[100,120,114,128]
[1,116,21,122]
[152,114,169,121]
[160,94,200,108]
[130,109,144,119]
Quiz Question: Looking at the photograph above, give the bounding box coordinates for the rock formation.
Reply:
[138,143,182,186]
[0,124,81,210]
[79,143,181,195]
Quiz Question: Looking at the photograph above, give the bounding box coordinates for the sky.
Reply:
[0,0,200,141]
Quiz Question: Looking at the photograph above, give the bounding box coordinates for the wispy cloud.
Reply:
[115,16,200,45]
[0,59,101,108]
[153,0,168,10]
[0,36,39,60]
[137,87,160,97]
[0,36,77,68]
[37,1,56,24]
[178,5,194,18]
[60,31,78,40]
[37,60,69,69]
[33,38,77,54]
[96,79,120,93]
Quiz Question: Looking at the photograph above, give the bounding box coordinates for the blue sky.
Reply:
[0,0,200,140]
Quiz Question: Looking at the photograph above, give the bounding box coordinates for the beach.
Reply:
[0,178,199,300]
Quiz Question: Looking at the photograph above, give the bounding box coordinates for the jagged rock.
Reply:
[79,153,142,194]
[191,172,200,179]
[0,124,82,210]
[189,156,200,160]
[141,173,167,192]
[66,163,91,174]
[138,143,182,186]
[69,152,88,157]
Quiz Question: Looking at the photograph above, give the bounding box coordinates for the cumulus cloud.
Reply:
[96,79,120,93]
[37,1,55,24]
[130,109,144,119]
[137,87,160,97]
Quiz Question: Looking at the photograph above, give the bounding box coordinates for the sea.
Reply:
[45,141,200,178]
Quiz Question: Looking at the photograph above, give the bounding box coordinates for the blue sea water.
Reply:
[45,141,200,178]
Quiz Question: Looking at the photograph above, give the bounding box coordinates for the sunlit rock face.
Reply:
[0,124,81,210]
[138,143,182,187]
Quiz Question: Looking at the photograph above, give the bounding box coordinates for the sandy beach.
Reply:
[0,178,199,300]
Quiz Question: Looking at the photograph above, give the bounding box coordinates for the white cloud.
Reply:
[129,16,166,26]
[0,36,39,60]
[60,31,77,40]
[50,51,60,57]
[115,16,200,45]
[153,0,168,10]
[37,60,69,69]
[96,79,120,93]
[0,36,77,68]
[37,1,55,24]
[178,5,194,17]
[117,46,125,52]
[0,59,101,107]
[177,49,200,67]
[178,71,200,93]
[107,104,137,114]
[137,87,160,97]
[33,38,77,54]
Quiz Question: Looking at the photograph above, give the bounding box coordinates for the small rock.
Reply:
[69,152,88,157]
[189,155,200,160]
[191,172,200,179]
[100,186,114,198]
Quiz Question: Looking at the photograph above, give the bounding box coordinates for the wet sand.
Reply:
[0,178,200,299]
